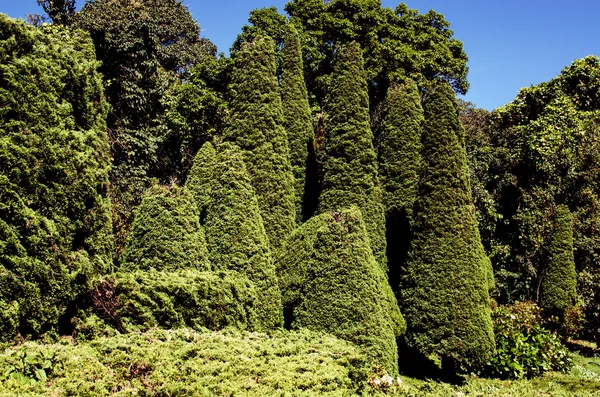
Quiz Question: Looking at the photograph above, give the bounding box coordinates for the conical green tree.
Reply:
[318,41,386,269]
[225,36,296,250]
[540,205,577,313]
[378,80,424,297]
[277,207,403,374]
[282,23,316,223]
[185,141,216,222]
[401,82,495,371]
[203,143,283,330]
[120,184,209,272]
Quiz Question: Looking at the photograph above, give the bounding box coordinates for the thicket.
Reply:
[277,207,403,374]
[0,15,112,341]
[402,82,495,371]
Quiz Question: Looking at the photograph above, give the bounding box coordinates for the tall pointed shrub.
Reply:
[402,82,495,370]
[203,143,283,330]
[318,41,386,268]
[540,205,577,313]
[225,36,296,250]
[277,207,402,373]
[186,141,216,221]
[282,23,317,223]
[378,81,424,296]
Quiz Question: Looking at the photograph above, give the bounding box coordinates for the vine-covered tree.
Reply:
[540,205,577,314]
[277,207,403,374]
[378,80,423,297]
[0,16,112,340]
[225,36,296,250]
[402,82,495,371]
[203,143,283,330]
[282,23,317,223]
[74,0,217,255]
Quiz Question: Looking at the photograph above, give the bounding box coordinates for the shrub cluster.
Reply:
[485,302,572,379]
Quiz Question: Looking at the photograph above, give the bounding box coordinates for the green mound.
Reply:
[0,328,372,396]
[102,269,260,332]
[277,207,403,374]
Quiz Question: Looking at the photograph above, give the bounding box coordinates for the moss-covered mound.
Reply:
[0,16,113,340]
[0,328,372,396]
[119,184,209,271]
[277,207,403,374]
[99,269,260,332]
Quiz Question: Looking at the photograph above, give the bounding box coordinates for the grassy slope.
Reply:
[1,329,599,396]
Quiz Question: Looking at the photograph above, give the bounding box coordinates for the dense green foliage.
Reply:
[378,80,423,296]
[105,270,259,332]
[486,302,572,379]
[185,141,217,219]
[0,16,112,341]
[201,143,283,330]
[277,207,403,374]
[379,80,423,219]
[282,23,316,223]
[119,184,209,272]
[225,36,296,251]
[318,41,387,269]
[238,0,469,109]
[74,0,216,255]
[461,56,600,339]
[0,328,373,396]
[540,205,578,314]
[402,82,495,370]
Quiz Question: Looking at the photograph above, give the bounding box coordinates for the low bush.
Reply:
[485,301,572,379]
[94,269,260,333]
[0,328,372,396]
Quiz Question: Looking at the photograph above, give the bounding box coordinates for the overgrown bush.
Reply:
[486,301,572,379]
[104,269,259,332]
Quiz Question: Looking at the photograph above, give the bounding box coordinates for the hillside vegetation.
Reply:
[1,0,600,395]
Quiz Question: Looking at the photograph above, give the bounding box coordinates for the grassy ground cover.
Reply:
[1,329,599,396]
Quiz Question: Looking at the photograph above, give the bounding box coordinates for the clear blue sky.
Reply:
[1,0,598,110]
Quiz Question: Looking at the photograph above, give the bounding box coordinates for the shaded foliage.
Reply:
[282,23,317,223]
[378,80,423,299]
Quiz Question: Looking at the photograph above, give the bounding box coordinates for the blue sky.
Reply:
[1,0,598,110]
